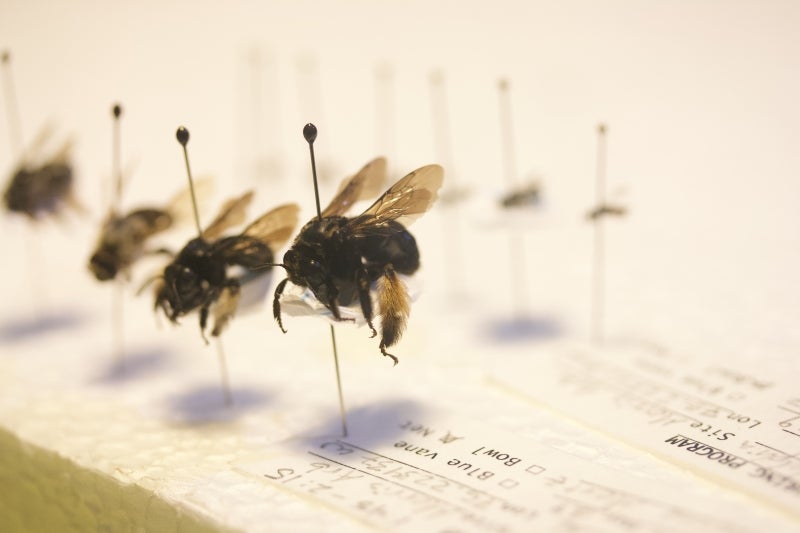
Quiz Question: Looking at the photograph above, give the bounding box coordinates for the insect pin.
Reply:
[2,51,77,220]
[586,123,627,345]
[586,124,627,221]
[272,123,444,365]
[153,126,299,341]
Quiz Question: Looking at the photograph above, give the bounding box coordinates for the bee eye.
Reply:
[176,267,197,287]
[309,259,320,268]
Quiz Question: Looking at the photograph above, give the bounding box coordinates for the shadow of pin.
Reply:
[0,308,86,344]
[290,398,428,451]
[479,315,563,344]
[164,385,273,426]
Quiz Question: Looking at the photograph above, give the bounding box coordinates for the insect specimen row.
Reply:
[82,113,444,365]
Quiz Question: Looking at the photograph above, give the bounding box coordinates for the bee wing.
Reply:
[164,176,214,226]
[352,164,444,229]
[202,190,254,241]
[241,203,300,250]
[122,208,174,238]
[21,123,55,165]
[49,137,74,165]
[321,157,387,217]
[212,203,299,267]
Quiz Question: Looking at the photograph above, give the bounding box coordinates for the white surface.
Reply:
[1,1,799,531]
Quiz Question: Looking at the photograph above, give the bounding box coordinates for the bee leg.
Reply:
[327,298,342,320]
[325,278,356,322]
[199,305,210,344]
[380,346,399,366]
[212,282,241,337]
[356,267,377,338]
[377,265,409,366]
[327,295,355,324]
[145,246,174,257]
[66,192,89,217]
[273,278,289,333]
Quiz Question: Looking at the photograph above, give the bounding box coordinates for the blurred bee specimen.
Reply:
[88,181,210,282]
[3,126,77,220]
[586,204,627,220]
[273,157,444,364]
[500,181,541,208]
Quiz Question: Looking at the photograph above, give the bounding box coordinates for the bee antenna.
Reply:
[1,50,24,160]
[303,123,323,220]
[497,79,530,318]
[176,126,203,237]
[497,79,518,188]
[111,103,123,211]
[136,274,165,296]
[252,262,285,272]
[592,122,608,346]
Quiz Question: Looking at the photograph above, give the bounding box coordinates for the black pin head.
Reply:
[176,126,190,146]
[1,50,9,64]
[598,123,607,135]
[303,123,317,144]
[498,78,509,91]
[112,103,122,118]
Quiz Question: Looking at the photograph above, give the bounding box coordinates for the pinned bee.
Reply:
[586,204,626,220]
[272,153,444,365]
[89,184,206,282]
[153,189,299,340]
[500,181,541,208]
[1,53,78,220]
[89,104,207,282]
[586,124,627,222]
[3,127,77,220]
[149,127,299,342]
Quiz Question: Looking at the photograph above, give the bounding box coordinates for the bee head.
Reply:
[283,247,335,304]
[89,249,118,281]
[161,262,205,317]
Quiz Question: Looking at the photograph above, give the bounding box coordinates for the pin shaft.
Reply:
[330,325,347,437]
[309,141,322,220]
[112,105,123,212]
[177,127,203,237]
[1,52,24,159]
[304,123,347,436]
[591,125,608,345]
[216,338,233,407]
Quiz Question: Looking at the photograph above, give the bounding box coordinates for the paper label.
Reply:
[492,341,800,523]
[236,407,777,532]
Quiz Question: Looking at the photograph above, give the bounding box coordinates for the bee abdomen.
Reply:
[390,229,420,274]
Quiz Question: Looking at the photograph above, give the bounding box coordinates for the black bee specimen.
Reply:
[273,157,444,364]
[154,191,299,340]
